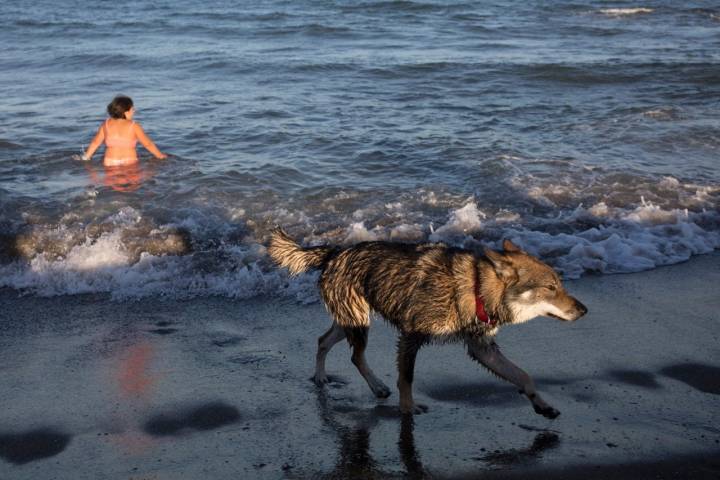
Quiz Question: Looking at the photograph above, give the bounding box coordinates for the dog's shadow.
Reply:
[309,389,559,478]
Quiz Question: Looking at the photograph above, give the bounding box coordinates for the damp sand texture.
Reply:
[1,253,719,479]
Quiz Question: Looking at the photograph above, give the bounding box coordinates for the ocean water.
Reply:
[0,0,718,300]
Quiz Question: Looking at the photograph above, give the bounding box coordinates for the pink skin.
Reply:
[83,106,167,166]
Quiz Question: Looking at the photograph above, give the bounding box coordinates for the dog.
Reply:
[268,228,587,418]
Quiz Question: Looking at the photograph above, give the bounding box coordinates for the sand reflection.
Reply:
[118,341,156,398]
[110,339,159,456]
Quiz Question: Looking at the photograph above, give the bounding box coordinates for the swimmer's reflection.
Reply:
[314,389,560,478]
[85,161,151,193]
[110,338,159,455]
[117,340,156,398]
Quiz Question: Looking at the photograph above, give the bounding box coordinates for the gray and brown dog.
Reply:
[268,228,587,418]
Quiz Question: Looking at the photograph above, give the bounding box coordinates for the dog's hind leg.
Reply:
[313,322,346,386]
[467,338,560,419]
[397,334,428,415]
[345,327,391,399]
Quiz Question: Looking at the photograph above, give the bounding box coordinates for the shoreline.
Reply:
[1,252,719,479]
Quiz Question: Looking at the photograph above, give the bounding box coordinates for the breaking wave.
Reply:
[1,173,717,302]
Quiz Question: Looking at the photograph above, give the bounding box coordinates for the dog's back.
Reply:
[268,229,476,335]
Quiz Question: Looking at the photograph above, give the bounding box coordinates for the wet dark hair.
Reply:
[107,95,134,119]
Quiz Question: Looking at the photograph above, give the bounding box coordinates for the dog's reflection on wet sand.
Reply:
[306,388,559,479]
[311,388,427,479]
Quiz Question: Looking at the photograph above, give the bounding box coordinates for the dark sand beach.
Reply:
[1,253,719,479]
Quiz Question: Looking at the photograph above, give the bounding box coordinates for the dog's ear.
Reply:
[502,239,522,253]
[484,248,518,283]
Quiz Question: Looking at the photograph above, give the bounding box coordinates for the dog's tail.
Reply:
[267,228,336,275]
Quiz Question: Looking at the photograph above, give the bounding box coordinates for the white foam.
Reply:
[1,183,718,301]
[620,197,687,225]
[0,237,320,304]
[494,210,521,223]
[510,202,720,279]
[658,177,681,189]
[643,108,679,121]
[588,202,610,217]
[429,202,486,242]
[598,8,654,17]
[1,231,134,296]
[344,222,380,243]
[110,206,143,226]
[389,223,425,242]
[688,186,718,206]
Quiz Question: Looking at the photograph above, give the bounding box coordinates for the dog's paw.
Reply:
[400,403,429,415]
[311,374,330,386]
[413,403,429,414]
[533,404,560,419]
[313,375,348,387]
[372,383,392,399]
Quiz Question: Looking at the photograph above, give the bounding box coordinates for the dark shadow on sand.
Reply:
[143,401,241,437]
[421,374,577,409]
[212,336,245,348]
[148,328,178,335]
[476,431,560,466]
[443,450,720,480]
[606,369,662,389]
[660,363,720,395]
[0,428,71,465]
[422,381,525,408]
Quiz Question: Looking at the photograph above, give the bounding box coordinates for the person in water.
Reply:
[82,95,167,165]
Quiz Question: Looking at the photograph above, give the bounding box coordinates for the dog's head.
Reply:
[484,240,587,324]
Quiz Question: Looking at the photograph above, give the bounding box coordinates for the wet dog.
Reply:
[268,228,587,418]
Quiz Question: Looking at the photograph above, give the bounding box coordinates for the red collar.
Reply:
[475,270,496,326]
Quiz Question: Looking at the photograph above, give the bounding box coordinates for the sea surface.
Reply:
[0,0,718,300]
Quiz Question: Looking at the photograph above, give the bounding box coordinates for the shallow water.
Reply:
[0,0,718,299]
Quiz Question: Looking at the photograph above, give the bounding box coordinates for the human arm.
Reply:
[134,123,167,159]
[82,126,105,160]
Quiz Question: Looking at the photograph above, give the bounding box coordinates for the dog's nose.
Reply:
[575,300,588,316]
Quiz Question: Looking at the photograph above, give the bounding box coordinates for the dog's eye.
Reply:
[546,284,556,291]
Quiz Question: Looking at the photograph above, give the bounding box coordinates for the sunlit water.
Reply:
[1,0,718,300]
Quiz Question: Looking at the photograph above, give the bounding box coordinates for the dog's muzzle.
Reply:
[548,298,588,322]
[568,299,588,321]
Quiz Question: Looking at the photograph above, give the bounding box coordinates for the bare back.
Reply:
[103,119,138,166]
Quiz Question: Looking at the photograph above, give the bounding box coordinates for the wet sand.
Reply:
[1,253,719,479]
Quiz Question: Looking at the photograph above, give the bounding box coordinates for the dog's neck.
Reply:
[476,259,512,327]
[474,266,494,326]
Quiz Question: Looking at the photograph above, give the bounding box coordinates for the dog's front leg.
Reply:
[466,339,560,419]
[397,334,428,415]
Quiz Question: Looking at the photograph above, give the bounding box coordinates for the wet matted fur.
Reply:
[268,228,587,417]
